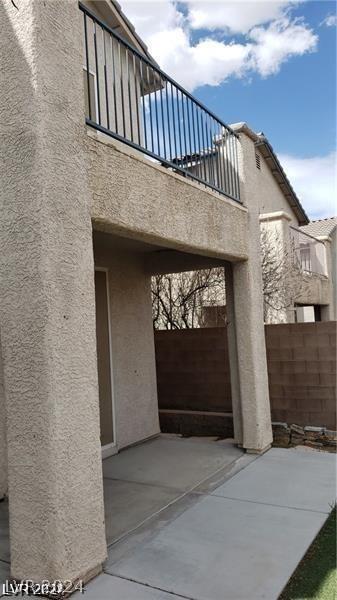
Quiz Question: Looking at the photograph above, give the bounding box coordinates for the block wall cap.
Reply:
[259,211,293,223]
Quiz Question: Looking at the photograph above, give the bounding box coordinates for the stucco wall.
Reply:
[331,231,337,319]
[87,132,249,262]
[0,342,7,499]
[236,133,296,223]
[94,237,160,449]
[296,272,331,307]
[0,0,106,582]
[2,0,274,582]
[255,148,298,223]
[230,138,273,450]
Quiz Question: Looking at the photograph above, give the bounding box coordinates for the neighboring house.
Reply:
[1,0,273,587]
[231,123,335,324]
[158,123,335,327]
[298,217,337,322]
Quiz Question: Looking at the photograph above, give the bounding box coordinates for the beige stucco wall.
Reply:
[87,131,249,262]
[237,132,297,223]
[1,0,274,583]
[259,212,294,323]
[296,272,331,307]
[87,125,272,452]
[330,231,337,320]
[94,237,160,449]
[226,136,273,451]
[255,150,298,223]
[0,341,7,499]
[0,0,106,583]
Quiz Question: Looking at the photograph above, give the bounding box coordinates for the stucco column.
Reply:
[259,211,294,323]
[230,256,273,452]
[0,0,106,584]
[317,237,335,321]
[227,133,273,453]
[0,340,7,500]
[224,263,243,447]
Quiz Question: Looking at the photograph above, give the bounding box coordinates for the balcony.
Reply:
[79,2,240,202]
[290,226,327,276]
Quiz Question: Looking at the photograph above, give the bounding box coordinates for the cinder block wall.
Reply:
[266,322,336,430]
[155,328,232,413]
[155,322,336,432]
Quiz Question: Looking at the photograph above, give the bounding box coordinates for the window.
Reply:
[255,153,261,170]
[83,68,97,122]
[300,244,311,272]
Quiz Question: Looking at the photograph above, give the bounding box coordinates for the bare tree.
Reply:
[152,268,225,330]
[260,227,311,322]
[151,229,311,328]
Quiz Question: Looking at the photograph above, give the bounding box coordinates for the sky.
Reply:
[119,0,337,220]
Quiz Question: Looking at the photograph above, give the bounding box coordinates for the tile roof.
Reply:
[300,217,337,238]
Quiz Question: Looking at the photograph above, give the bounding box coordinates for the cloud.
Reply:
[146,29,251,90]
[321,14,337,28]
[279,152,337,220]
[249,17,317,76]
[120,0,183,39]
[187,0,300,34]
[119,1,318,90]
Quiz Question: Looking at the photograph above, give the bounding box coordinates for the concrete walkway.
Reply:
[0,436,336,599]
[84,438,336,600]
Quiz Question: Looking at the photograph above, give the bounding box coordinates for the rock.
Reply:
[291,423,304,435]
[272,423,291,447]
[324,430,337,441]
[272,422,290,430]
[304,426,326,433]
[304,440,324,449]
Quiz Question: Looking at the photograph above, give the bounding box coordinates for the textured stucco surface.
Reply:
[88,126,271,451]
[315,237,335,321]
[0,0,106,582]
[296,272,331,306]
[0,342,7,499]
[260,212,295,324]
[224,263,243,446]
[94,237,160,449]
[254,148,298,223]
[331,230,337,320]
[87,132,249,262]
[230,134,273,451]
[1,0,275,582]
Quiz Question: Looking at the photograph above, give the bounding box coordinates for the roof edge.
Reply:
[110,0,159,66]
[231,122,309,226]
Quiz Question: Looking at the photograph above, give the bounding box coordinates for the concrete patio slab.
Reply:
[211,447,336,513]
[73,573,183,599]
[1,438,335,600]
[103,437,242,492]
[104,479,181,545]
[106,493,327,600]
[194,453,258,495]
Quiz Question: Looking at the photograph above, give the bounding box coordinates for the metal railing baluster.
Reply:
[79,2,241,202]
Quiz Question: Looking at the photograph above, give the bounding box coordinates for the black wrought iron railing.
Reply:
[79,3,241,202]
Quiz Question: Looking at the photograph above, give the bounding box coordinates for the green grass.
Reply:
[279,506,336,600]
